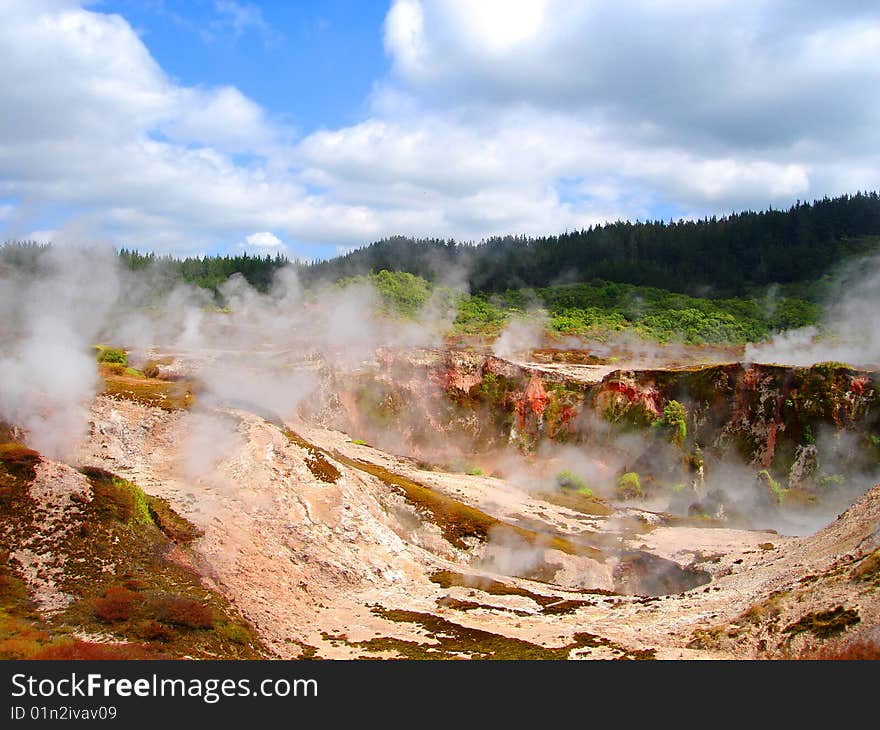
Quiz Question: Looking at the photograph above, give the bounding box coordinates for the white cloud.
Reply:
[0,0,877,258]
[381,1,880,143]
[245,231,282,248]
[209,0,280,45]
[0,1,377,254]
[24,229,57,244]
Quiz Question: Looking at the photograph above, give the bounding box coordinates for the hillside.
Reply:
[5,192,878,301]
[300,192,880,296]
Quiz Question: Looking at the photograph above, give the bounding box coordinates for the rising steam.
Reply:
[745,252,880,368]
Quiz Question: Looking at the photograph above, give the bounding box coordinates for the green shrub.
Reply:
[555,470,589,492]
[803,424,815,445]
[338,270,435,317]
[454,294,508,334]
[81,468,153,524]
[615,472,642,500]
[658,400,688,447]
[95,346,127,365]
[757,469,784,503]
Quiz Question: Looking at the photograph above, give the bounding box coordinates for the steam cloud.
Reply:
[492,312,548,361]
[0,243,454,459]
[2,241,877,539]
[745,252,880,368]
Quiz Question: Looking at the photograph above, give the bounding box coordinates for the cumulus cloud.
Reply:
[0,0,877,256]
[383,1,880,148]
[0,1,375,255]
[245,231,283,248]
[370,0,880,210]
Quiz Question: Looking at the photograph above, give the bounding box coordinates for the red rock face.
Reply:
[322,350,879,474]
[594,374,662,419]
[437,360,484,394]
[514,375,549,433]
[762,422,779,468]
[553,404,578,437]
[524,375,549,418]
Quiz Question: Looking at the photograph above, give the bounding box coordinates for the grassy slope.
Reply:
[338,271,821,345]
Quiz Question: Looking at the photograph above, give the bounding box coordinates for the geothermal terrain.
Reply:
[2,334,879,660]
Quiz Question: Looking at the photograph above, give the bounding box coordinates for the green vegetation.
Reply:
[555,470,590,494]
[757,469,785,504]
[538,487,611,517]
[340,269,436,317]
[454,295,508,335]
[783,606,861,639]
[333,273,819,344]
[100,365,195,411]
[120,248,290,294]
[83,468,153,524]
[505,281,813,344]
[615,472,643,500]
[452,280,819,344]
[9,193,874,345]
[94,345,127,365]
[4,194,879,322]
[656,400,688,447]
[302,192,880,296]
[802,423,815,444]
[818,474,845,489]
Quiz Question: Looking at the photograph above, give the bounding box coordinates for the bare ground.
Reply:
[64,393,879,659]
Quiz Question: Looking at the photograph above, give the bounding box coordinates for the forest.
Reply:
[4,192,877,298]
[2,192,878,345]
[300,192,880,296]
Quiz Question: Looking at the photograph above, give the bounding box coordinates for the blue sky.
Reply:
[98,1,389,133]
[0,1,878,260]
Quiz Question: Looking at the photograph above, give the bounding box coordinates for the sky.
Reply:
[0,0,878,261]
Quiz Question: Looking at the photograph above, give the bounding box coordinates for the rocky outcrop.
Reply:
[317,349,880,518]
